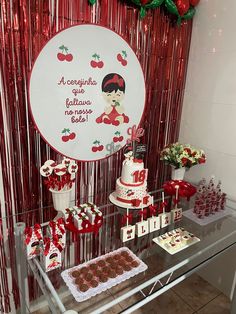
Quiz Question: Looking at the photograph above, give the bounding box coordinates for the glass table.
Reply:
[15,193,236,314]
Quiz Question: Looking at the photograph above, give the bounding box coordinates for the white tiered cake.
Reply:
[109,153,152,208]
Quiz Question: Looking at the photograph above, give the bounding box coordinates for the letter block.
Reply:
[135,221,149,237]
[148,216,160,233]
[171,208,182,223]
[160,213,171,228]
[120,225,135,242]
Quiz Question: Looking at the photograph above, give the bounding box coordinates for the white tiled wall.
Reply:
[179,0,236,199]
[179,0,236,297]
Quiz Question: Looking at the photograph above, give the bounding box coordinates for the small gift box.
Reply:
[42,237,63,272]
[24,224,42,259]
[86,207,102,225]
[48,218,66,248]
[73,213,90,230]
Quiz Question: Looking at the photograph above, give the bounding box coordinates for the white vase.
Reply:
[50,188,72,214]
[171,167,186,180]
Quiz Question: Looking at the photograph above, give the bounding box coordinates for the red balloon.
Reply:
[175,0,190,16]
[189,0,200,6]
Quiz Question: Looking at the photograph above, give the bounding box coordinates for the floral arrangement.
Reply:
[40,158,78,191]
[160,142,206,169]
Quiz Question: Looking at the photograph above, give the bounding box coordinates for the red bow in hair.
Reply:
[104,74,124,88]
[121,214,133,226]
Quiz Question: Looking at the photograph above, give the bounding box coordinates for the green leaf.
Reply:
[182,6,196,20]
[146,0,165,9]
[115,131,120,135]
[122,50,127,58]
[92,53,97,58]
[140,7,146,18]
[62,128,67,134]
[89,0,96,4]
[165,0,179,16]
[59,45,64,50]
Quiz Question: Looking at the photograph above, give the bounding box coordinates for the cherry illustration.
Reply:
[65,53,73,62]
[61,128,76,142]
[69,132,76,140]
[91,140,103,152]
[117,53,123,62]
[90,60,97,68]
[90,53,104,69]
[113,131,123,143]
[57,45,73,62]
[97,61,104,68]
[117,50,128,66]
[119,136,124,141]
[57,53,66,61]
[113,137,119,143]
[62,135,69,142]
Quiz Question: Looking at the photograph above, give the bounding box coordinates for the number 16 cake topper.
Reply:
[29,24,146,161]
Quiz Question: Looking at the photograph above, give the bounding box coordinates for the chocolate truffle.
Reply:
[97,260,106,267]
[80,267,88,274]
[90,280,98,288]
[71,270,80,278]
[106,257,114,264]
[108,270,117,279]
[89,263,98,271]
[78,283,89,293]
[115,266,123,275]
[123,264,132,272]
[99,275,108,283]
[103,266,110,274]
[84,272,93,282]
[94,269,102,277]
[75,277,84,286]
[120,251,129,257]
[125,255,133,263]
[113,254,121,261]
[109,262,117,270]
[131,261,139,268]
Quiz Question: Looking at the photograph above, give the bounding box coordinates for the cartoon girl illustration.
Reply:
[96,73,129,126]
[48,252,60,270]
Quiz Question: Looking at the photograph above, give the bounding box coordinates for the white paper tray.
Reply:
[61,247,148,302]
[183,207,235,226]
[153,230,200,255]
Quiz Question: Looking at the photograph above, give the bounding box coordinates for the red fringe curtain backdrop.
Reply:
[0,0,192,312]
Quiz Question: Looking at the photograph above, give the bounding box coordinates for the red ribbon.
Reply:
[127,125,144,144]
[131,199,142,207]
[121,214,133,226]
[43,236,63,256]
[163,180,197,201]
[104,74,124,88]
[149,204,157,216]
[138,209,147,221]
[24,224,42,245]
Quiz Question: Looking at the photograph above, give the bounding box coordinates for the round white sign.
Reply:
[29,24,146,161]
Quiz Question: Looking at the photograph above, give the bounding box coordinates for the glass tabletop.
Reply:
[26,196,236,314]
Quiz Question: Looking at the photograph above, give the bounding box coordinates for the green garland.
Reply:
[88,0,197,23]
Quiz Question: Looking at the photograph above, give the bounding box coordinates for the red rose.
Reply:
[181,157,188,166]
[184,148,191,155]
[199,158,205,164]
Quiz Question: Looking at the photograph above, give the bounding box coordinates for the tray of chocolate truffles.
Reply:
[61,247,148,302]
